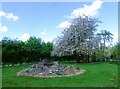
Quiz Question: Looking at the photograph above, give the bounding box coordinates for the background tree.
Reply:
[97,30,113,59]
[2,37,25,66]
[52,16,113,63]
[41,42,53,58]
[24,37,43,63]
[111,41,120,59]
[52,16,101,63]
[2,36,53,65]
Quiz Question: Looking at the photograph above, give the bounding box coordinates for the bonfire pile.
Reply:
[17,60,85,78]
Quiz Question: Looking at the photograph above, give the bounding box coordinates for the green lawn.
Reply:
[2,62,118,87]
[0,66,2,88]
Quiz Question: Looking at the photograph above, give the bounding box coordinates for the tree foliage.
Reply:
[52,16,113,62]
[2,37,53,65]
[111,41,120,59]
[52,16,100,56]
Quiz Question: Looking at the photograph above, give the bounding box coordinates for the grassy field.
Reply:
[0,66,2,88]
[2,62,118,87]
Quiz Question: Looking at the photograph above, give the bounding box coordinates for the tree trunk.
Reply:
[92,53,96,62]
[76,56,80,63]
[87,54,89,63]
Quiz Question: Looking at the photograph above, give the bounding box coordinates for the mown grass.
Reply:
[0,66,2,88]
[2,62,118,87]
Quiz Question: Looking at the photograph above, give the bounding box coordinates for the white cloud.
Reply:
[0,11,19,21]
[43,37,53,43]
[6,13,19,21]
[58,0,103,29]
[0,11,6,17]
[58,21,71,29]
[0,23,8,33]
[70,0,103,18]
[0,11,19,33]
[20,33,30,42]
[40,30,46,35]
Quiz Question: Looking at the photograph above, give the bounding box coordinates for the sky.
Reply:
[0,0,118,45]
